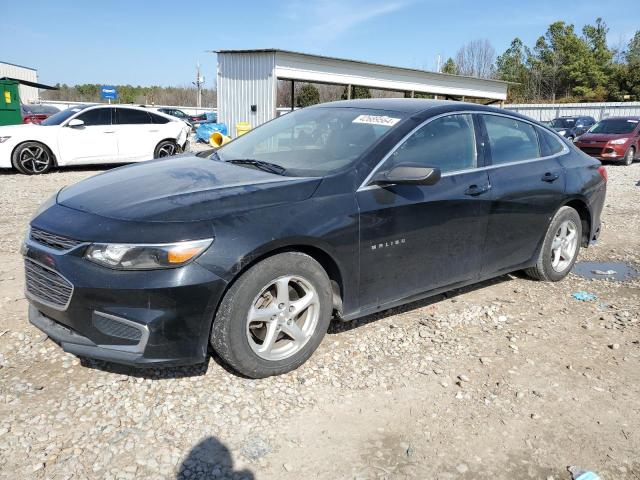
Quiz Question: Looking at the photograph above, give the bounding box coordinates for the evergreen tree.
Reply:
[295,84,320,108]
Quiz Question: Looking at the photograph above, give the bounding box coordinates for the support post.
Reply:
[291,80,295,111]
[410,91,415,98]
[347,84,352,100]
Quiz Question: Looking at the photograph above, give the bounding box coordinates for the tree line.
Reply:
[42,83,217,108]
[443,18,640,103]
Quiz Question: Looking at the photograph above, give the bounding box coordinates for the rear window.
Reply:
[115,108,152,125]
[483,115,540,164]
[536,127,565,156]
[150,113,170,124]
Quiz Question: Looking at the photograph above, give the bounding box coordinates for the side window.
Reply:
[76,108,111,126]
[483,115,540,164]
[387,114,477,173]
[150,113,170,124]
[536,127,565,156]
[115,108,152,125]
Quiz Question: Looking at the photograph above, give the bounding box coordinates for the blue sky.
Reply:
[2,0,637,88]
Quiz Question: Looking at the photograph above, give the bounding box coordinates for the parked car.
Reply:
[574,116,640,165]
[549,116,596,141]
[0,105,190,174]
[21,104,60,124]
[23,99,606,378]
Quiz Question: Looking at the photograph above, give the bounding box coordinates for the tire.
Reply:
[623,146,635,166]
[525,206,582,282]
[211,252,332,378]
[153,140,179,158]
[11,141,54,175]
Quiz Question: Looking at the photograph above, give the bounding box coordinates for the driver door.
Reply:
[57,107,118,164]
[356,113,491,309]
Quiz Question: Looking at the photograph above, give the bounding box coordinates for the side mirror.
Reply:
[67,119,85,128]
[371,164,441,186]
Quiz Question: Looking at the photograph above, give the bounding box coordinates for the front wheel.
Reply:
[525,206,582,282]
[11,142,54,175]
[623,146,635,166]
[211,252,332,378]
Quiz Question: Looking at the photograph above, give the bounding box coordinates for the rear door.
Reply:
[479,113,567,275]
[113,108,158,162]
[357,113,492,309]
[57,107,118,164]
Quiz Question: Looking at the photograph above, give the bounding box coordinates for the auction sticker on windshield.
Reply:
[352,115,401,127]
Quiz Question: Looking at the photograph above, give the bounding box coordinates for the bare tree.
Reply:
[455,39,496,79]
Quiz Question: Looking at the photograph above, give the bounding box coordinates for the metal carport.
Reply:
[215,49,510,136]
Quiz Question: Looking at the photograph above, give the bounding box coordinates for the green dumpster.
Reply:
[0,79,22,126]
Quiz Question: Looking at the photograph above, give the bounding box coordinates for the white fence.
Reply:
[504,102,640,121]
[28,100,216,116]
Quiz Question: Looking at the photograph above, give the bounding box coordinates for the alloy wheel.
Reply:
[246,275,320,361]
[550,219,578,272]
[157,143,176,157]
[18,145,51,173]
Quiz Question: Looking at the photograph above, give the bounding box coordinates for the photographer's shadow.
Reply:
[177,436,255,480]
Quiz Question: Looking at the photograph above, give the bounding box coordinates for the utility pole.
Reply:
[436,54,441,73]
[193,62,204,110]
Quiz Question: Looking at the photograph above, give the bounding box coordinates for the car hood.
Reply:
[577,132,630,142]
[0,123,48,134]
[57,156,322,222]
[552,127,572,132]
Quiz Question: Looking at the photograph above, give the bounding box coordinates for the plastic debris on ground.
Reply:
[568,466,601,480]
[591,269,616,276]
[572,291,597,302]
[195,122,228,142]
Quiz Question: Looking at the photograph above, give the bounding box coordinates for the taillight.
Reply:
[597,165,608,182]
[23,116,33,124]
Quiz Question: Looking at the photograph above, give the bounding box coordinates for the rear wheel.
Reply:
[525,206,582,282]
[11,142,54,175]
[153,140,179,158]
[211,252,332,378]
[623,146,635,166]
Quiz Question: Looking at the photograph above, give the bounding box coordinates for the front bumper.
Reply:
[23,233,227,367]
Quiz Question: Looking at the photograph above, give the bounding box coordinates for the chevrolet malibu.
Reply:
[23,99,607,378]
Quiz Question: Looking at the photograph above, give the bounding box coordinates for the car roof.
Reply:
[314,98,455,114]
[599,116,640,121]
[82,104,177,120]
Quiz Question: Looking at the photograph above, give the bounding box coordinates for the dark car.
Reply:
[549,116,596,141]
[21,104,60,124]
[575,116,640,166]
[23,99,607,378]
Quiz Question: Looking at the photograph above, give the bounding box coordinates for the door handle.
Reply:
[103,130,115,133]
[149,129,159,133]
[541,172,560,183]
[464,184,491,196]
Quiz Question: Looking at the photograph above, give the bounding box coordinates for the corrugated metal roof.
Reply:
[214,49,511,85]
[0,60,37,71]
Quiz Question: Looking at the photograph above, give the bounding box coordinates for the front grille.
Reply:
[93,313,142,341]
[30,227,82,251]
[24,258,73,309]
[580,146,604,156]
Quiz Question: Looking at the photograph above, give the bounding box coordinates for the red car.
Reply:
[575,116,640,166]
[21,104,60,124]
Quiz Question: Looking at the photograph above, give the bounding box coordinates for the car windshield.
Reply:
[23,105,60,115]
[40,106,90,126]
[550,118,576,128]
[589,118,639,134]
[216,107,407,176]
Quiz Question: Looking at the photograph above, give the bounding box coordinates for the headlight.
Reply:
[0,136,12,143]
[609,138,629,145]
[85,239,213,270]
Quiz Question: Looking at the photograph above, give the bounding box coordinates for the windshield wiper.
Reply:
[227,159,286,175]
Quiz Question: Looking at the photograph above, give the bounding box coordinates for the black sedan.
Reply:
[549,116,596,141]
[23,99,607,378]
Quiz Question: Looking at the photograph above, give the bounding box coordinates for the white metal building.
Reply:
[216,49,510,136]
[0,61,39,103]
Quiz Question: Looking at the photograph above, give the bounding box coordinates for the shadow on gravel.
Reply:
[177,436,255,480]
[79,357,210,380]
[329,274,514,334]
[0,164,120,176]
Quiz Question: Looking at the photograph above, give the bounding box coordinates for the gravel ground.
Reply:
[0,158,639,480]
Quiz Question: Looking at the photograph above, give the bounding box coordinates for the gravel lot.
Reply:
[0,158,639,480]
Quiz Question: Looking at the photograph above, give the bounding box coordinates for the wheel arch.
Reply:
[560,197,592,247]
